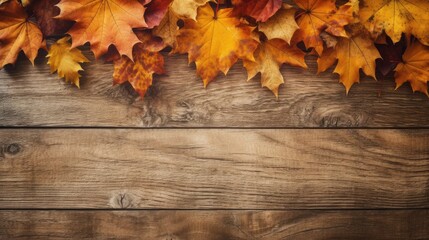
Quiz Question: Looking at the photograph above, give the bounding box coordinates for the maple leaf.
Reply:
[293,0,353,55]
[318,24,381,93]
[244,38,307,97]
[258,4,298,44]
[47,36,89,87]
[145,0,172,29]
[359,0,429,45]
[153,6,180,48]
[113,31,166,97]
[174,4,258,87]
[171,0,211,20]
[56,0,148,60]
[394,40,429,96]
[317,47,337,74]
[30,0,73,36]
[0,0,45,68]
[232,0,282,22]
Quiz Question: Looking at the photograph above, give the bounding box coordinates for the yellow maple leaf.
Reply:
[244,38,307,97]
[360,0,429,45]
[258,4,298,44]
[113,31,166,97]
[47,37,89,88]
[174,4,258,87]
[395,40,429,96]
[0,0,45,68]
[56,0,148,60]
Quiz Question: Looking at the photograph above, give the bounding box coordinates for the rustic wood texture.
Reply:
[1,129,428,209]
[1,51,429,128]
[1,210,428,239]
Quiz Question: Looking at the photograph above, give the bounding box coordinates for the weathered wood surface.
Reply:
[1,129,428,209]
[1,210,428,239]
[1,52,429,128]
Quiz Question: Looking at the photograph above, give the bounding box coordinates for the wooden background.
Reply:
[0,48,429,239]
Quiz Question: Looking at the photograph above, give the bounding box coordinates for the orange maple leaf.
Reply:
[395,40,429,96]
[293,0,353,55]
[0,0,45,68]
[318,24,381,93]
[174,4,258,87]
[56,0,148,60]
[113,31,166,97]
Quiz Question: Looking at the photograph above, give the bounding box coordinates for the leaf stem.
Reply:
[214,1,220,19]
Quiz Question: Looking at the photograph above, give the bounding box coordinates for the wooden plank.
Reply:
[1,52,429,128]
[0,210,428,239]
[0,129,428,209]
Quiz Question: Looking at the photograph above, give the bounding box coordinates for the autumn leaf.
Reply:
[359,0,429,45]
[317,47,337,74]
[0,0,45,68]
[175,4,258,87]
[258,4,298,44]
[318,24,381,93]
[145,0,172,29]
[113,31,166,97]
[232,0,282,22]
[30,0,73,36]
[153,6,180,49]
[394,40,429,96]
[171,0,211,20]
[47,36,89,87]
[244,38,307,97]
[56,0,148,60]
[293,0,353,55]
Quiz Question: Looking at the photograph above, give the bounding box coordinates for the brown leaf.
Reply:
[145,0,172,29]
[30,0,73,36]
[232,0,282,22]
[113,31,166,97]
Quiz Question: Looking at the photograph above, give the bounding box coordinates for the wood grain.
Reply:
[1,51,429,128]
[1,210,428,239]
[1,129,428,209]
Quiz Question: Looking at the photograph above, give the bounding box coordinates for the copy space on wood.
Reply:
[1,129,428,209]
[1,210,428,239]
[1,52,429,128]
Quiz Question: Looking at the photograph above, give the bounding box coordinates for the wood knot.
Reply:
[6,143,21,155]
[109,192,139,209]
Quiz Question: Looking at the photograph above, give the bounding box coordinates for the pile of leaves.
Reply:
[0,0,428,98]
